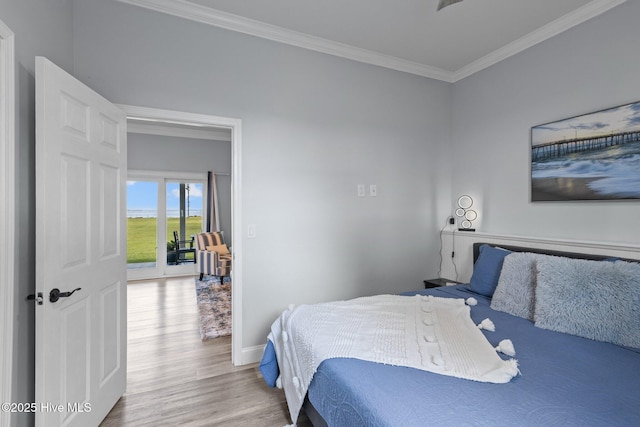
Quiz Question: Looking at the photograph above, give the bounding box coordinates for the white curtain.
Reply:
[206,171,220,232]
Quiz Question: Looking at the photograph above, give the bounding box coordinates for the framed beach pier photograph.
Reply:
[531,100,640,201]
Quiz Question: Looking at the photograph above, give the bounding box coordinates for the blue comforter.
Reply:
[261,285,640,426]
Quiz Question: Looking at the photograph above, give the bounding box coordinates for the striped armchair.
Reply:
[195,232,232,281]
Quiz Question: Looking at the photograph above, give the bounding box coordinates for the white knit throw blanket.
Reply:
[268,294,519,424]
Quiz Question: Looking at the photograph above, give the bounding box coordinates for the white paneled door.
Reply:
[35,57,127,426]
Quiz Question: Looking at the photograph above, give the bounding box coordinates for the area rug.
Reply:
[195,276,232,340]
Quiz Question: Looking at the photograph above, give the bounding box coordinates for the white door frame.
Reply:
[0,18,15,425]
[118,105,244,366]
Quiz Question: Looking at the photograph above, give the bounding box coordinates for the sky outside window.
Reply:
[165,182,203,218]
[127,181,203,218]
[127,181,158,218]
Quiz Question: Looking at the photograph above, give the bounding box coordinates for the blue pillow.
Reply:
[469,245,512,297]
[259,339,280,387]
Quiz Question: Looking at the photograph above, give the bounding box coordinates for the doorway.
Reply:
[119,104,243,366]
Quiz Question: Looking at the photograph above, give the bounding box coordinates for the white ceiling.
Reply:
[119,0,626,82]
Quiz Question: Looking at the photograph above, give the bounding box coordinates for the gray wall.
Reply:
[72,0,453,349]
[11,0,636,418]
[0,0,74,425]
[450,1,640,245]
[128,133,232,244]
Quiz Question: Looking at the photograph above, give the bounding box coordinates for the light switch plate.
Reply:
[247,224,256,239]
[370,184,377,197]
[357,184,365,197]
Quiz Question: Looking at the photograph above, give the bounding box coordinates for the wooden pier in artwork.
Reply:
[532,130,640,161]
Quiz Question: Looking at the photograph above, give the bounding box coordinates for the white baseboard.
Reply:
[236,344,265,366]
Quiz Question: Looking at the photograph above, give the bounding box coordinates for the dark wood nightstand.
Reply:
[423,278,462,289]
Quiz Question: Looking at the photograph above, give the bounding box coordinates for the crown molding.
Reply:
[117,0,454,82]
[451,0,627,82]
[118,0,626,84]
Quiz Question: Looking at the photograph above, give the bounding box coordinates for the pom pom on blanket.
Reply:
[477,318,495,331]
[503,358,520,377]
[495,339,516,357]
[466,297,478,306]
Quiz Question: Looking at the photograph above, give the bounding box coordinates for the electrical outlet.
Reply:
[357,184,365,197]
[449,217,455,225]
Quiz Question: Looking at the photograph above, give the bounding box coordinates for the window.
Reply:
[127,171,206,279]
[165,181,203,265]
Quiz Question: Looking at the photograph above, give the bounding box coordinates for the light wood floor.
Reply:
[100,276,312,426]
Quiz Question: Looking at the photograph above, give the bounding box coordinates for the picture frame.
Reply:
[531,100,640,201]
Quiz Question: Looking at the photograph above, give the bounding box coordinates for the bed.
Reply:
[260,243,640,426]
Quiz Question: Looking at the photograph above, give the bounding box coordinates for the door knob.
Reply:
[49,287,82,303]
